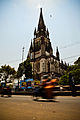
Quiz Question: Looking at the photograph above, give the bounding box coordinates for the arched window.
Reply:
[48,61,50,72]
[36,62,40,72]
[30,53,32,59]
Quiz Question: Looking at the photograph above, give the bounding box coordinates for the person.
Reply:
[69,73,76,96]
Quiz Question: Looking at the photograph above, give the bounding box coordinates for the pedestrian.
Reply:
[69,73,76,96]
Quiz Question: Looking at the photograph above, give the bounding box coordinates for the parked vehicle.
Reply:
[0,82,12,97]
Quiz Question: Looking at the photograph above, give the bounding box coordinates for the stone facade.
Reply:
[27,8,67,79]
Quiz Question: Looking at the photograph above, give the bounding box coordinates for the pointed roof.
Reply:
[34,8,49,38]
[39,8,45,26]
[56,47,59,53]
[56,46,60,61]
[34,27,36,35]
[38,8,46,31]
[30,39,33,51]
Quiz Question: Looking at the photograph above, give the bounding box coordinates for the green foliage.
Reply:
[0,65,16,83]
[69,69,80,84]
[59,57,80,85]
[17,63,24,78]
[23,58,32,79]
[0,65,16,76]
[59,74,69,85]
[74,57,80,65]
[17,58,32,79]
[66,65,80,73]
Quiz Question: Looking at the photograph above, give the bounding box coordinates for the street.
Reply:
[0,95,80,120]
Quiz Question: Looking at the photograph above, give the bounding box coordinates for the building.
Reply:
[27,8,67,80]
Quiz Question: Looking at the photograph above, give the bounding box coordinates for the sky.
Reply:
[0,0,80,70]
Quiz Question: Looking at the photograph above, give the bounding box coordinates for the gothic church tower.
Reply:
[27,8,65,79]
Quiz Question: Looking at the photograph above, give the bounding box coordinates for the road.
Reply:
[0,95,80,120]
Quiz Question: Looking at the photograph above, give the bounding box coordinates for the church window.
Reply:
[36,62,40,72]
[48,62,50,72]
[42,62,45,72]
[30,53,32,59]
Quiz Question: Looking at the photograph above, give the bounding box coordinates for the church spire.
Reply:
[34,8,49,38]
[34,27,36,38]
[47,28,49,38]
[38,8,46,31]
[30,39,33,52]
[39,8,45,26]
[56,47,60,61]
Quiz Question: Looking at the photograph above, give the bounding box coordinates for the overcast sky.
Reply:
[0,0,80,70]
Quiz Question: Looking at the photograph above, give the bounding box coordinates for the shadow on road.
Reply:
[1,95,12,98]
[33,98,59,102]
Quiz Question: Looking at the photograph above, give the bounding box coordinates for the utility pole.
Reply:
[22,46,25,82]
[18,47,25,89]
[22,46,25,62]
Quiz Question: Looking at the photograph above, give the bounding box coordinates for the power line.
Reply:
[0,54,79,65]
[0,42,80,65]
[60,42,80,49]
[62,54,80,60]
[0,49,28,65]
[0,59,22,65]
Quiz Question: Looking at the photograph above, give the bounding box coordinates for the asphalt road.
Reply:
[0,95,80,120]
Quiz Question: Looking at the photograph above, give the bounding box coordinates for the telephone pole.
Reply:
[22,46,25,62]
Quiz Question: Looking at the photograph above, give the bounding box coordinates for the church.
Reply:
[27,8,67,80]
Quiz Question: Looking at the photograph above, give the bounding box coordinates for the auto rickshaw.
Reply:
[33,75,57,100]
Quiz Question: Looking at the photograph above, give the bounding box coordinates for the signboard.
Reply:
[34,80,40,87]
[21,82,27,87]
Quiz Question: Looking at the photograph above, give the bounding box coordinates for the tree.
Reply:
[23,58,32,79]
[17,58,32,79]
[0,65,16,76]
[0,65,16,83]
[74,57,80,65]
[17,63,24,78]
[59,57,80,85]
[59,74,69,85]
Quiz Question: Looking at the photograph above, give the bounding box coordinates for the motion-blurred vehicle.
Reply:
[0,81,12,97]
[33,75,57,100]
